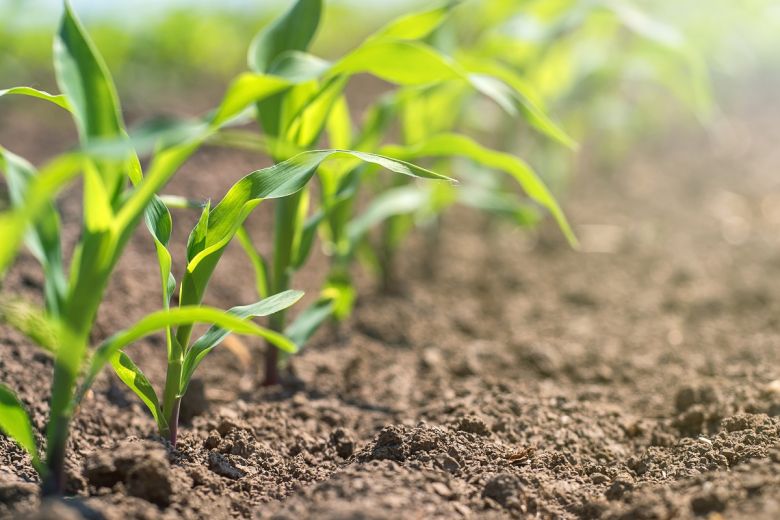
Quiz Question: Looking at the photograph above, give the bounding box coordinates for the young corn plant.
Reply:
[213,0,580,383]
[71,1,457,398]
[0,2,334,494]
[350,0,712,283]
[358,86,577,289]
[312,8,579,290]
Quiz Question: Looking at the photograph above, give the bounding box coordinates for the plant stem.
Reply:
[262,192,303,386]
[40,421,66,496]
[263,342,281,386]
[44,322,100,496]
[168,398,181,447]
[162,355,182,444]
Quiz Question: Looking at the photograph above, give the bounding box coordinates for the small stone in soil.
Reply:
[483,473,523,508]
[430,481,452,498]
[208,451,246,480]
[204,430,221,449]
[435,454,460,473]
[370,426,405,460]
[605,473,635,501]
[330,427,356,458]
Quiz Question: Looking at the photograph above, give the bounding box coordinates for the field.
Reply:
[2,2,780,519]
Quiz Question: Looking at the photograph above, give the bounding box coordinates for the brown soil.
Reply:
[3,80,780,519]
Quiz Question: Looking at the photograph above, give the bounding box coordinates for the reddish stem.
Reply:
[263,345,280,386]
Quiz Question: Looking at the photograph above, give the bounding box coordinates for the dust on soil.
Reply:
[3,80,780,519]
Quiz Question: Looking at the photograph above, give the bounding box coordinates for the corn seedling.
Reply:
[212,0,579,384]
[353,0,714,283]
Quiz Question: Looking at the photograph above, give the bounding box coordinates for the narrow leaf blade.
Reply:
[0,384,41,472]
[110,352,166,431]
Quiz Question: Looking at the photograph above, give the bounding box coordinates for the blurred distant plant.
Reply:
[208,0,576,385]
[448,0,714,180]
[356,0,716,282]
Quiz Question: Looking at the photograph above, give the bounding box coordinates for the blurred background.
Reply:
[2,0,780,189]
[3,1,779,94]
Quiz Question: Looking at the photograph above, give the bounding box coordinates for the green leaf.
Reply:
[321,277,356,321]
[0,384,41,473]
[0,149,67,315]
[82,164,114,233]
[185,201,211,264]
[331,40,462,85]
[291,209,326,271]
[180,149,452,316]
[54,2,123,142]
[380,133,578,247]
[372,3,456,41]
[157,195,204,210]
[248,0,322,74]
[181,290,304,390]
[236,226,269,299]
[143,195,177,365]
[55,2,128,206]
[78,306,297,403]
[0,152,83,280]
[0,298,59,354]
[464,62,576,148]
[210,72,292,127]
[347,185,429,246]
[284,298,335,347]
[269,51,332,82]
[458,187,542,226]
[328,41,528,120]
[325,96,352,150]
[110,352,167,432]
[285,77,348,149]
[0,87,71,111]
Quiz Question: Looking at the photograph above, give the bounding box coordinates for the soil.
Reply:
[3,78,780,519]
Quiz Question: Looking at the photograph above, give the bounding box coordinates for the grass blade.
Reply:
[78,306,297,403]
[110,352,167,432]
[54,2,123,142]
[381,133,578,247]
[0,384,41,473]
[248,0,322,74]
[181,290,304,389]
[0,149,67,315]
[0,298,59,355]
[284,298,336,347]
[0,87,71,111]
[371,2,456,41]
[179,150,452,317]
